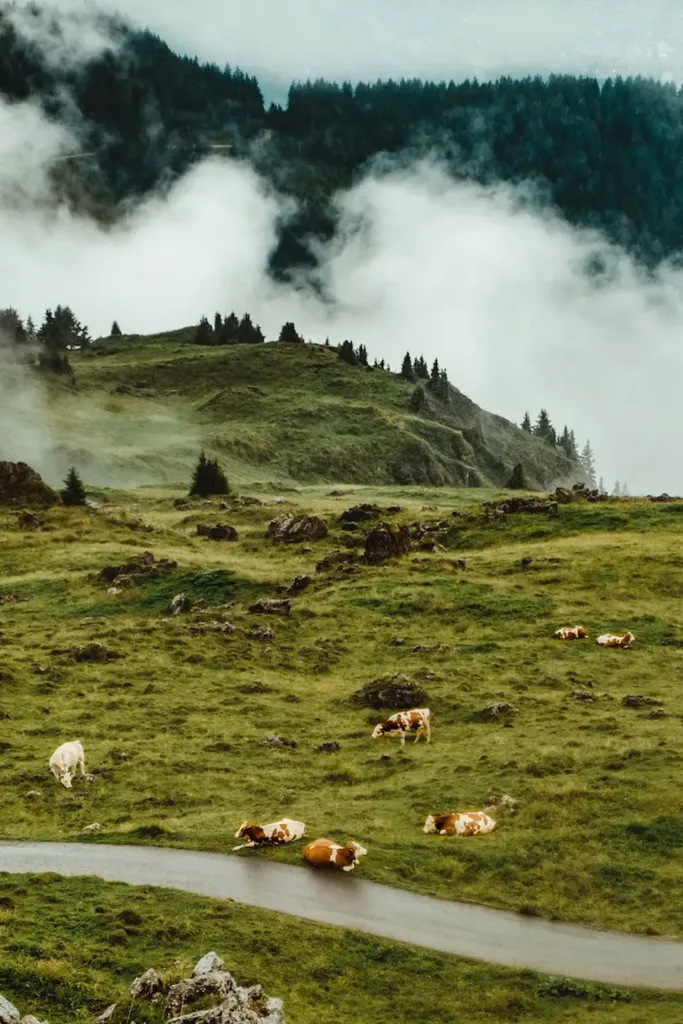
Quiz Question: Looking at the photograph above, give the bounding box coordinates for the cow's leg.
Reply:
[78,753,87,777]
[425,721,431,743]
[414,730,421,744]
[400,733,406,746]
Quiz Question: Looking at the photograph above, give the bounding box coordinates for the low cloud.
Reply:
[0,90,681,493]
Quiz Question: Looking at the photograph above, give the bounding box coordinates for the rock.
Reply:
[454,559,467,570]
[364,523,411,565]
[483,497,559,516]
[265,998,285,1022]
[571,690,595,702]
[72,642,122,663]
[0,462,60,507]
[247,626,274,641]
[622,695,664,708]
[197,524,239,542]
[389,637,406,646]
[24,790,42,800]
[193,952,226,977]
[168,593,193,616]
[475,702,515,722]
[0,996,20,1024]
[267,514,327,544]
[520,556,533,568]
[130,968,167,1000]
[287,575,311,595]
[248,599,291,617]
[18,510,42,530]
[233,495,263,507]
[485,793,518,814]
[99,551,177,588]
[20,1017,48,1024]
[166,971,237,1015]
[190,621,237,636]
[648,708,666,719]
[314,740,341,753]
[339,503,383,523]
[94,1005,117,1024]
[261,734,297,749]
[350,673,428,710]
[82,822,103,833]
[315,549,357,573]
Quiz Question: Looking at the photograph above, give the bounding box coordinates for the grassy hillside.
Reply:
[1,874,682,1024]
[1,485,682,940]
[40,333,578,490]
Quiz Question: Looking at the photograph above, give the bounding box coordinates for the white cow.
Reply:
[49,740,86,789]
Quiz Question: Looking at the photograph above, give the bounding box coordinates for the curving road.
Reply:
[0,841,682,990]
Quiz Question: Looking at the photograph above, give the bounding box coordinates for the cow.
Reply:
[554,625,588,640]
[302,838,368,872]
[597,632,634,649]
[233,817,306,851]
[49,740,86,790]
[423,811,498,836]
[371,708,431,746]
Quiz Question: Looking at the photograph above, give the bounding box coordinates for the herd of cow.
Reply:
[46,621,634,872]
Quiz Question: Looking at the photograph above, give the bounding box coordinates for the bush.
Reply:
[60,467,87,506]
[506,463,528,489]
[279,321,303,343]
[189,452,229,498]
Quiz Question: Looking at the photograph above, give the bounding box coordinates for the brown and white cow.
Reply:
[233,817,306,851]
[554,625,588,641]
[302,838,368,872]
[371,708,431,746]
[423,811,498,836]
[597,632,634,649]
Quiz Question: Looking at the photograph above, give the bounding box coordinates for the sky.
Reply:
[3,1,683,493]
[49,0,683,101]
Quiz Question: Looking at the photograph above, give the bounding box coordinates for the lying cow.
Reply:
[233,817,306,851]
[554,625,588,640]
[371,708,431,746]
[423,811,498,836]
[302,838,367,872]
[49,740,86,790]
[597,632,634,649]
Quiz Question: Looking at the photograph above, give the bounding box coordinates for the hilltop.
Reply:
[44,330,580,489]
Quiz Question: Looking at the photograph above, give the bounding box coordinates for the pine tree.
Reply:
[238,313,256,343]
[279,321,303,343]
[222,312,239,342]
[400,352,414,380]
[189,452,229,498]
[580,441,597,487]
[60,467,87,506]
[622,482,630,497]
[110,320,122,338]
[613,480,622,497]
[357,343,368,366]
[598,476,606,493]
[507,463,528,489]
[26,316,36,338]
[534,409,555,445]
[195,316,214,345]
[214,312,223,335]
[521,412,532,432]
[338,340,356,365]
[0,308,26,345]
[430,358,440,382]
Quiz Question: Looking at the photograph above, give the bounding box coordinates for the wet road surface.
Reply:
[0,841,681,989]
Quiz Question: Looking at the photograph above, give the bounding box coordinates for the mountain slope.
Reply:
[54,331,578,489]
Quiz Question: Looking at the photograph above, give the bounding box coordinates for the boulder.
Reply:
[475,702,515,722]
[364,523,411,565]
[130,968,167,1000]
[287,575,311,595]
[197,524,238,542]
[189,621,237,636]
[167,593,194,616]
[267,514,327,544]
[0,461,59,507]
[0,996,20,1024]
[193,952,226,977]
[248,599,291,617]
[261,734,297,749]
[622,695,664,709]
[485,793,518,814]
[571,690,595,702]
[18,511,42,530]
[166,972,237,1015]
[247,626,274,641]
[99,551,177,588]
[82,822,103,833]
[350,673,427,711]
[339,503,383,523]
[94,1005,117,1024]
[482,497,558,516]
[72,642,122,663]
[314,740,341,753]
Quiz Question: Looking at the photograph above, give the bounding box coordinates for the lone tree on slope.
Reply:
[506,463,528,490]
[60,467,87,506]
[189,451,229,498]
[279,321,303,343]
[110,321,122,338]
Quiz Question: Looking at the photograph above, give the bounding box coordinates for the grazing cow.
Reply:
[49,740,86,790]
[554,625,588,640]
[233,817,306,851]
[371,708,431,746]
[597,632,634,649]
[302,838,368,872]
[423,811,498,836]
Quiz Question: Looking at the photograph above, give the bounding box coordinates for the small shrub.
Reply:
[60,467,87,506]
[189,451,229,497]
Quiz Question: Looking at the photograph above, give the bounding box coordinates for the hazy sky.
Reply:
[50,0,683,99]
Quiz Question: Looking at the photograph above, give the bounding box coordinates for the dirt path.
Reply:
[1,841,681,989]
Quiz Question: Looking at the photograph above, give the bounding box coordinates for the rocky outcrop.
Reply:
[248,599,291,617]
[475,702,515,721]
[350,673,427,710]
[266,514,327,544]
[197,524,239,541]
[71,642,122,663]
[339,503,383,523]
[0,461,59,507]
[99,551,177,590]
[0,995,20,1024]
[364,523,411,565]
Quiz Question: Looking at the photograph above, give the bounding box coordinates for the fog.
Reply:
[2,5,683,492]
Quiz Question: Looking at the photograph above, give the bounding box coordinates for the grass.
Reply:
[31,333,576,489]
[1,487,683,942]
[1,873,682,1024]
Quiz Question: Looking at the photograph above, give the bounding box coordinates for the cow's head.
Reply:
[423,814,437,834]
[346,841,367,861]
[60,772,74,790]
[577,626,588,638]
[235,821,258,840]
[371,723,386,740]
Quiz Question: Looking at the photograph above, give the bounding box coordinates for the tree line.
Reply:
[522,408,595,480]
[0,305,94,379]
